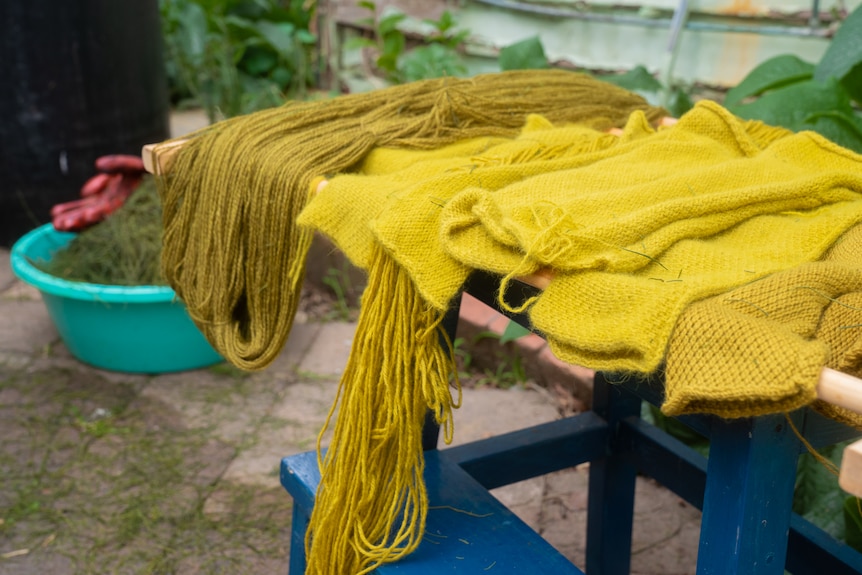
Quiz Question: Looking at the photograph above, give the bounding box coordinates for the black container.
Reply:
[0,1,170,247]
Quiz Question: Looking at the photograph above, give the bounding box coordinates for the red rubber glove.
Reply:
[51,155,145,232]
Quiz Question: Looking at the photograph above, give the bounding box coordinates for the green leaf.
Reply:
[841,61,862,103]
[358,0,376,11]
[255,20,296,60]
[377,50,401,76]
[793,444,846,540]
[727,78,853,132]
[499,36,548,71]
[238,45,278,76]
[666,87,694,118]
[176,1,209,63]
[601,65,662,94]
[427,10,455,33]
[845,497,862,552]
[269,65,293,89]
[224,14,261,41]
[803,111,862,153]
[381,31,405,60]
[499,320,532,345]
[378,12,407,36]
[815,5,862,84]
[724,54,814,106]
[399,44,467,82]
[296,29,317,45]
[343,37,376,51]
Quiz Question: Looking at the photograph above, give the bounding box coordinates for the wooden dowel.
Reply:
[817,368,862,416]
[142,139,187,176]
[840,439,862,498]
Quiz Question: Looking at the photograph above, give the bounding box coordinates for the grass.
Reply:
[0,365,292,574]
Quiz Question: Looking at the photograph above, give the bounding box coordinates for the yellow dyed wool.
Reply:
[664,222,862,427]
[439,100,862,372]
[300,114,632,308]
[157,68,862,575]
[297,103,664,575]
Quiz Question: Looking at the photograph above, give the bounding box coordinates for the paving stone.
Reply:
[0,552,74,575]
[0,350,32,371]
[297,321,355,377]
[0,299,57,354]
[142,368,283,446]
[219,379,340,486]
[537,464,700,575]
[0,280,41,301]
[0,249,13,292]
[444,386,560,446]
[249,321,322,383]
[630,478,700,575]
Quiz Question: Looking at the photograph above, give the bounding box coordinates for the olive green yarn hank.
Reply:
[156,69,665,371]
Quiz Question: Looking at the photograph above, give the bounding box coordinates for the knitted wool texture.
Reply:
[664,222,862,427]
[314,101,862,373]
[156,71,665,575]
[440,101,862,372]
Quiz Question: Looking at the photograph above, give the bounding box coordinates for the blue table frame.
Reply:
[435,273,862,574]
[283,270,862,574]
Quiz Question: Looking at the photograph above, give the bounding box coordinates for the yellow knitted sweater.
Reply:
[306,100,862,375]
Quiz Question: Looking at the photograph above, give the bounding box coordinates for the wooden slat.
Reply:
[840,440,862,498]
[141,139,187,176]
[818,368,862,416]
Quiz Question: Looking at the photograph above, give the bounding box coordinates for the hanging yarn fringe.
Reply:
[156,69,666,370]
[306,244,460,575]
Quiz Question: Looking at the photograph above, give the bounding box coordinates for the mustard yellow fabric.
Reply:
[310,100,862,375]
[440,101,862,373]
[300,115,627,308]
[664,223,862,427]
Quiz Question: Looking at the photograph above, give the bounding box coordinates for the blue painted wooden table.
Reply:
[282,271,862,574]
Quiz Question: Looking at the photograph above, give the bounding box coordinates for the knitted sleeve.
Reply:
[663,223,862,426]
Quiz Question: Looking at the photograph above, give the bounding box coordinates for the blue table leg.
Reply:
[289,504,310,574]
[696,411,803,575]
[586,372,643,575]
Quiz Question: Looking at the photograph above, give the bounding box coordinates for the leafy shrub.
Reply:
[725,5,862,152]
[160,0,317,121]
[347,2,468,84]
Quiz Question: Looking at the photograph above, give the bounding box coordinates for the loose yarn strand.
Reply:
[305,245,458,575]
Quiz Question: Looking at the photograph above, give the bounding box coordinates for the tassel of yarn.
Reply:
[305,244,460,575]
[155,70,664,370]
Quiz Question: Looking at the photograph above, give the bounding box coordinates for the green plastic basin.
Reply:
[10,223,222,373]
